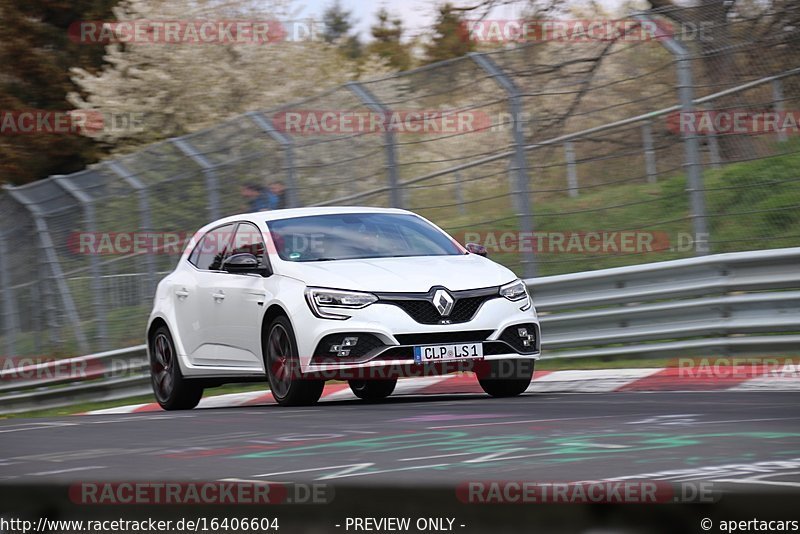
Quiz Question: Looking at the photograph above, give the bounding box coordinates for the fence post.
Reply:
[772,78,788,144]
[247,111,300,208]
[107,161,158,298]
[454,171,466,215]
[705,114,722,170]
[642,121,658,183]
[3,186,89,354]
[30,281,42,353]
[0,231,19,357]
[564,141,579,197]
[470,52,536,277]
[172,138,221,220]
[345,82,403,209]
[53,176,108,352]
[638,14,709,255]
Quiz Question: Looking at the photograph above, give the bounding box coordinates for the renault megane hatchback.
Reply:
[147,207,540,408]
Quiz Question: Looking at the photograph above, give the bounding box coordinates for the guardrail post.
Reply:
[107,161,158,298]
[772,78,788,144]
[470,52,536,277]
[53,175,108,352]
[637,14,709,255]
[247,111,300,208]
[3,186,89,354]
[345,82,403,209]
[171,138,221,220]
[564,141,579,197]
[0,231,19,357]
[642,121,658,183]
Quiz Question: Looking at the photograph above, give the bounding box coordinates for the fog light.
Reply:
[343,337,359,347]
[337,350,350,357]
[516,326,535,348]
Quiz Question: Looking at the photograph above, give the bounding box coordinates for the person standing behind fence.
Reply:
[268,180,287,210]
[240,182,272,212]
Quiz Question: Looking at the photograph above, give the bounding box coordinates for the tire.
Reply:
[264,315,324,406]
[477,359,534,398]
[149,326,203,410]
[348,379,397,401]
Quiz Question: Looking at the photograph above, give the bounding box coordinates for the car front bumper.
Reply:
[296,294,541,373]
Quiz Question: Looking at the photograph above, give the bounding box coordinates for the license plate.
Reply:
[413,343,483,363]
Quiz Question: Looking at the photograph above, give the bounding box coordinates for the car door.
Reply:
[211,222,271,367]
[183,223,236,366]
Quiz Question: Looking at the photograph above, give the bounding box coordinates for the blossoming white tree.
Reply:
[68,0,390,149]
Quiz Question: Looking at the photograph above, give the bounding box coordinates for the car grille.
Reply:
[377,287,499,325]
[394,330,493,345]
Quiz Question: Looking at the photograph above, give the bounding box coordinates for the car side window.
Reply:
[190,223,236,271]
[228,223,268,268]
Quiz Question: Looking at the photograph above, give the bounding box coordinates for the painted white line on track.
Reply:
[426,414,619,429]
[27,465,106,476]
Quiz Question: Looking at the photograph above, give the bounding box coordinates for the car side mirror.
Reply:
[465,242,488,257]
[222,253,270,276]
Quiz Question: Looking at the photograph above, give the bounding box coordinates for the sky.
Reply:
[293,0,620,41]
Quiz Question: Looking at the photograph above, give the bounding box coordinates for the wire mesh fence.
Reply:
[1,3,799,358]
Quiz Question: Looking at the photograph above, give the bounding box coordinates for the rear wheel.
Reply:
[264,316,324,406]
[348,379,397,401]
[477,359,534,398]
[149,326,203,410]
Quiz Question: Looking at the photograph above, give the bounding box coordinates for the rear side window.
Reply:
[189,224,236,270]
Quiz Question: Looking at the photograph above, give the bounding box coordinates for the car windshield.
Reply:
[267,213,463,262]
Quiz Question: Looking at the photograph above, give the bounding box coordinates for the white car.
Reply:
[146,207,541,408]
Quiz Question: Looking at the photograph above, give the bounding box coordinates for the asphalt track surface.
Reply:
[2,390,800,488]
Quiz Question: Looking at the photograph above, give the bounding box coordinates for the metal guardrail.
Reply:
[0,346,149,415]
[530,247,800,359]
[0,247,797,415]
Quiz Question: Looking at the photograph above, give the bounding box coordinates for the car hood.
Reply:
[276,254,517,292]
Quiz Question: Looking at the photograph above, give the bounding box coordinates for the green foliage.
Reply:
[322,0,363,59]
[0,0,118,185]
[423,3,475,64]
[367,8,412,71]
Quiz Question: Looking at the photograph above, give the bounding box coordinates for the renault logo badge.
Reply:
[432,289,455,316]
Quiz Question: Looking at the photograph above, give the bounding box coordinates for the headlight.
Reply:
[305,287,378,320]
[500,279,531,311]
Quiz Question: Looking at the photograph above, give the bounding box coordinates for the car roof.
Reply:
[202,206,414,229]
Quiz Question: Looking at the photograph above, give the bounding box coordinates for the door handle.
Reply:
[212,291,225,301]
[175,288,190,298]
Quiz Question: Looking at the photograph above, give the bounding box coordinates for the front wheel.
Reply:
[149,326,203,410]
[348,379,397,401]
[264,316,324,406]
[477,359,534,398]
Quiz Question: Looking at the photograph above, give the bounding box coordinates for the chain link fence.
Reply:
[1,4,799,358]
